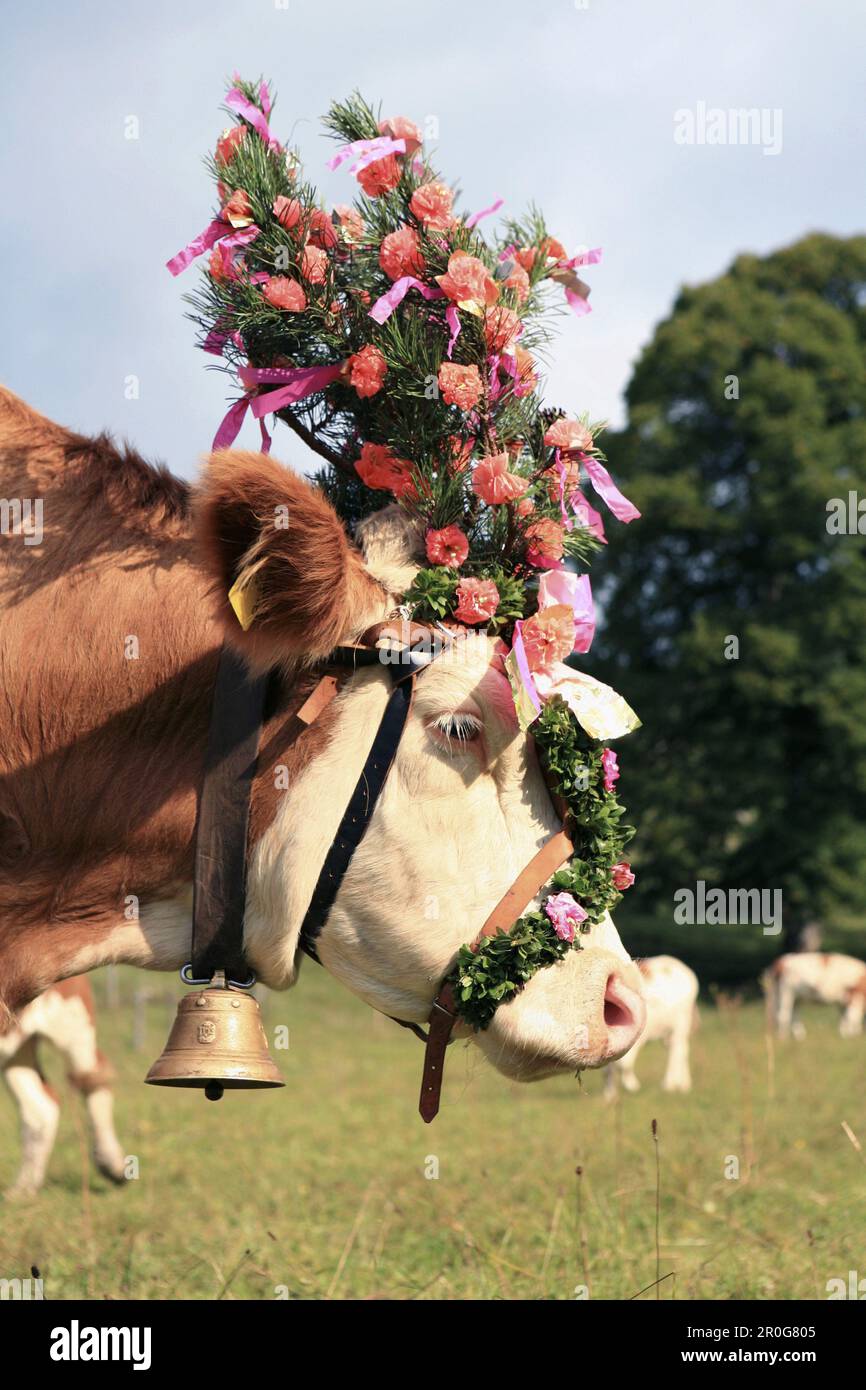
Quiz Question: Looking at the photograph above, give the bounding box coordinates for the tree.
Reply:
[594,233,866,954]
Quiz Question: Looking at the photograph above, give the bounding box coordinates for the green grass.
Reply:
[1,966,865,1300]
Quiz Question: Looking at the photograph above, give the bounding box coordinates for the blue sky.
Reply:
[2,0,863,480]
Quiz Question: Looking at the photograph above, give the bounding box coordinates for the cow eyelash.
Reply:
[433,713,482,746]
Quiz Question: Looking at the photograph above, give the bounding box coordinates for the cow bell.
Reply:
[145,978,284,1100]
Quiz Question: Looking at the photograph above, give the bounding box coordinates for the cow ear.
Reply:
[194,450,388,667]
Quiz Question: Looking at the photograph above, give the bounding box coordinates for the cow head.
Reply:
[194,451,645,1082]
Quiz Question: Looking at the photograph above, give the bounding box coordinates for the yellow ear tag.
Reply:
[228,574,259,631]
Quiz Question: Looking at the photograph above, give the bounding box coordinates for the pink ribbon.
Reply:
[511,622,542,717]
[212,363,343,450]
[225,87,277,148]
[582,456,640,523]
[212,400,272,452]
[203,325,245,356]
[238,363,343,417]
[537,571,595,654]
[466,196,504,229]
[571,488,607,543]
[166,219,225,276]
[445,305,461,359]
[326,135,406,173]
[166,222,259,277]
[500,351,531,398]
[368,276,444,324]
[555,453,572,531]
[564,287,592,317]
[558,247,603,270]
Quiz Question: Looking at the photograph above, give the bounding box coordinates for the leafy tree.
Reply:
[594,234,866,955]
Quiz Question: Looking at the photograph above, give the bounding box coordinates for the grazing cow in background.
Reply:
[763,952,866,1039]
[0,975,126,1199]
[605,956,699,1096]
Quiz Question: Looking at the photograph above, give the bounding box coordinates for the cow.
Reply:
[1,975,126,1199]
[604,955,699,1096]
[0,386,646,1092]
[763,952,866,1039]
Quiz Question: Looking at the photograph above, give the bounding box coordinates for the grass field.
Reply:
[1,965,865,1301]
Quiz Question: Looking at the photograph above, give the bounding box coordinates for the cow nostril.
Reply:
[604,992,632,1030]
[601,971,646,1061]
[603,972,638,1030]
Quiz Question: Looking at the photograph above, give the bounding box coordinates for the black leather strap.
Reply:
[299,674,414,963]
[191,644,270,982]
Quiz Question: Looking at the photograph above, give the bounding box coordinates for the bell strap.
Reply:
[299,672,416,963]
[418,823,575,1123]
[191,643,271,983]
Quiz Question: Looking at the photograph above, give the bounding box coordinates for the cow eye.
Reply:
[432,713,482,746]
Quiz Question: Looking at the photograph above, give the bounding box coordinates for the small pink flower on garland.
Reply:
[545,892,589,943]
[611,862,635,891]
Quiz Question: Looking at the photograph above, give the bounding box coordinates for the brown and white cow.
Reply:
[1,975,125,1198]
[604,955,699,1096]
[763,952,866,1039]
[0,386,645,1089]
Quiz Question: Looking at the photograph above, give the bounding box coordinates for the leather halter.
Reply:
[194,625,573,1123]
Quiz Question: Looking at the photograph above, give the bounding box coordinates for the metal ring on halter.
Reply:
[179,964,212,987]
[179,964,257,989]
[227,970,257,989]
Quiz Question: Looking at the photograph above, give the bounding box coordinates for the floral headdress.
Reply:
[171,76,642,1028]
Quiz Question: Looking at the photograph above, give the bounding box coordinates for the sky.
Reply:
[2,0,863,480]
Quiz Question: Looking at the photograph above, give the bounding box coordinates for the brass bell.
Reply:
[145,977,284,1100]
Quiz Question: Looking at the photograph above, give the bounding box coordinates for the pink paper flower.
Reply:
[334,204,365,243]
[520,605,576,672]
[216,125,246,166]
[438,362,483,411]
[355,442,415,498]
[446,435,474,474]
[525,518,565,568]
[544,417,594,455]
[300,243,329,285]
[262,275,307,311]
[379,225,425,281]
[426,524,469,568]
[208,241,238,283]
[514,346,537,393]
[378,115,423,157]
[307,208,338,249]
[471,452,528,505]
[503,262,530,303]
[221,189,254,228]
[272,195,302,231]
[601,747,620,792]
[454,577,499,625]
[484,305,522,352]
[537,570,595,655]
[347,344,387,398]
[410,180,454,229]
[357,154,402,197]
[436,251,499,307]
[545,891,588,942]
[611,862,635,891]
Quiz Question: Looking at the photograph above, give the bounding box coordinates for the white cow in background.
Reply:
[763,952,866,1039]
[604,955,699,1096]
[1,976,126,1199]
